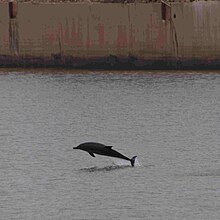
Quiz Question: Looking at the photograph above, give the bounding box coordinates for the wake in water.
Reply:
[79,158,141,173]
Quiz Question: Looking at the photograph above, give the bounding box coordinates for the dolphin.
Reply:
[73,142,137,167]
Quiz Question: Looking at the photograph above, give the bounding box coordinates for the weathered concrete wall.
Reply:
[0,1,220,68]
[0,3,10,54]
[16,3,171,57]
[172,1,220,59]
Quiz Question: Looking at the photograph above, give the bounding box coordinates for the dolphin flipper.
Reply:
[89,152,95,157]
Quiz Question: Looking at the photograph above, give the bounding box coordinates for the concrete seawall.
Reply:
[0,1,220,69]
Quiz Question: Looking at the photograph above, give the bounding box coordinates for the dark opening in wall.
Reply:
[161,1,171,21]
[9,0,18,19]
[161,2,166,20]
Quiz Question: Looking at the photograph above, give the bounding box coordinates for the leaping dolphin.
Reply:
[73,142,137,167]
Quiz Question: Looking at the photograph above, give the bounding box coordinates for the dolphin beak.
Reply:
[73,146,78,149]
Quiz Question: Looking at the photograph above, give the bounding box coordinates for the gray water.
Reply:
[0,69,220,220]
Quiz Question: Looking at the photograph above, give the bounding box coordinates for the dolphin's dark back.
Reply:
[77,142,107,151]
[80,142,106,148]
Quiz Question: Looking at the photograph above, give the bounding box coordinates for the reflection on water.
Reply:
[79,165,132,172]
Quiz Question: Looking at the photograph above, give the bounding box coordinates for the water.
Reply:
[0,69,220,220]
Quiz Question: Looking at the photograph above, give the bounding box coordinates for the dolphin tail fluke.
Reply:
[130,156,137,167]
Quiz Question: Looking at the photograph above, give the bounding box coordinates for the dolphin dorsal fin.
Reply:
[106,146,113,149]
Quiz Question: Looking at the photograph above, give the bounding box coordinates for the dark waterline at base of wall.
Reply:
[1,55,220,70]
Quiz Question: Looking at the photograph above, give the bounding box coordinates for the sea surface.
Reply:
[0,69,220,220]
